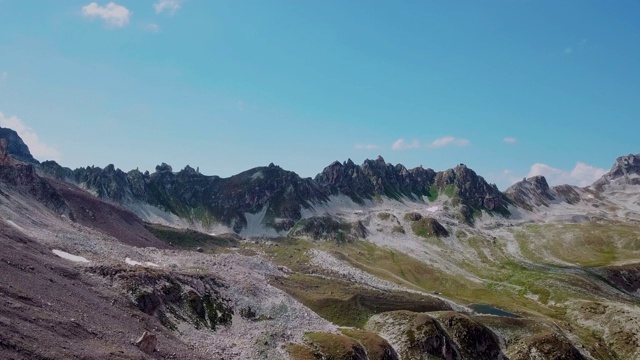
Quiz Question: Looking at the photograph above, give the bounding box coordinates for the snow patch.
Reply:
[52,249,90,263]
[251,171,264,180]
[240,206,280,238]
[125,257,159,267]
[5,220,25,232]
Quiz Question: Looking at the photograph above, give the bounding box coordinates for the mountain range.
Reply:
[1,125,640,359]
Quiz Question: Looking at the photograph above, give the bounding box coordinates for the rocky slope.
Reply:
[36,155,512,235]
[2,127,640,359]
[0,127,39,164]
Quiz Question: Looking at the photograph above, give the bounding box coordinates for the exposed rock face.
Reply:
[512,333,586,360]
[288,216,368,242]
[410,217,450,238]
[41,158,511,232]
[315,156,436,203]
[0,127,39,164]
[593,153,640,190]
[435,164,509,215]
[506,176,585,211]
[505,176,556,210]
[90,266,233,332]
[0,159,68,214]
[597,263,640,294]
[40,161,329,233]
[135,331,157,354]
[435,312,507,360]
[366,310,507,360]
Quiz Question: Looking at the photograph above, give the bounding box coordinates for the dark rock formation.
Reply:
[593,153,640,190]
[0,141,68,214]
[0,224,207,360]
[315,156,436,203]
[410,217,450,238]
[436,312,507,360]
[135,331,157,354]
[90,266,233,331]
[0,126,39,164]
[505,176,556,210]
[434,164,509,219]
[288,216,367,242]
[512,333,586,360]
[597,263,640,294]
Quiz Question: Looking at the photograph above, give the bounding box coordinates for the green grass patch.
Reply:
[270,272,449,328]
[144,223,237,252]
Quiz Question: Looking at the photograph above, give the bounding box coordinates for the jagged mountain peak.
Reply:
[593,153,640,190]
[0,126,39,164]
[505,176,555,210]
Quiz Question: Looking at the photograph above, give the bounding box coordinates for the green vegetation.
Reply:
[270,272,449,328]
[305,332,364,360]
[340,328,396,360]
[376,212,391,221]
[410,217,449,238]
[286,344,317,360]
[425,184,436,202]
[516,221,640,267]
[145,223,237,252]
[442,184,456,198]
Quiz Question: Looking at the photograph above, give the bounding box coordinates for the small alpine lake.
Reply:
[469,303,519,318]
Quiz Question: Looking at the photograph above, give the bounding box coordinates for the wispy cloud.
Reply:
[527,162,606,187]
[1,72,7,80]
[503,137,517,144]
[0,112,61,161]
[391,138,420,151]
[143,23,160,33]
[355,143,380,150]
[428,136,469,149]
[564,38,588,56]
[82,2,131,28]
[154,0,184,15]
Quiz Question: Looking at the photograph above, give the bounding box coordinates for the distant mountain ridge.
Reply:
[1,125,639,235]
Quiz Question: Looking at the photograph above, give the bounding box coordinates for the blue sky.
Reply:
[0,1,639,189]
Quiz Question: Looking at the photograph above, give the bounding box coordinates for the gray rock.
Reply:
[135,331,157,354]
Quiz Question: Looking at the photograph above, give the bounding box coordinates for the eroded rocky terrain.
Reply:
[1,125,640,359]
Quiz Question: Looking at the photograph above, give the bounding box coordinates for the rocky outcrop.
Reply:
[593,153,640,190]
[366,310,507,360]
[435,164,509,215]
[0,141,68,214]
[39,161,329,233]
[434,312,506,360]
[597,263,640,294]
[0,127,39,164]
[135,331,157,354]
[506,176,585,211]
[511,333,586,360]
[505,176,556,210]
[288,216,367,242]
[90,266,233,332]
[315,156,436,203]
[409,216,450,238]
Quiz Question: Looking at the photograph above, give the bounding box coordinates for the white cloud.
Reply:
[143,23,160,32]
[1,72,6,80]
[355,143,380,150]
[428,136,469,149]
[564,47,573,55]
[82,2,131,28]
[0,112,61,161]
[527,162,606,187]
[503,137,517,144]
[391,138,421,151]
[154,0,184,15]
